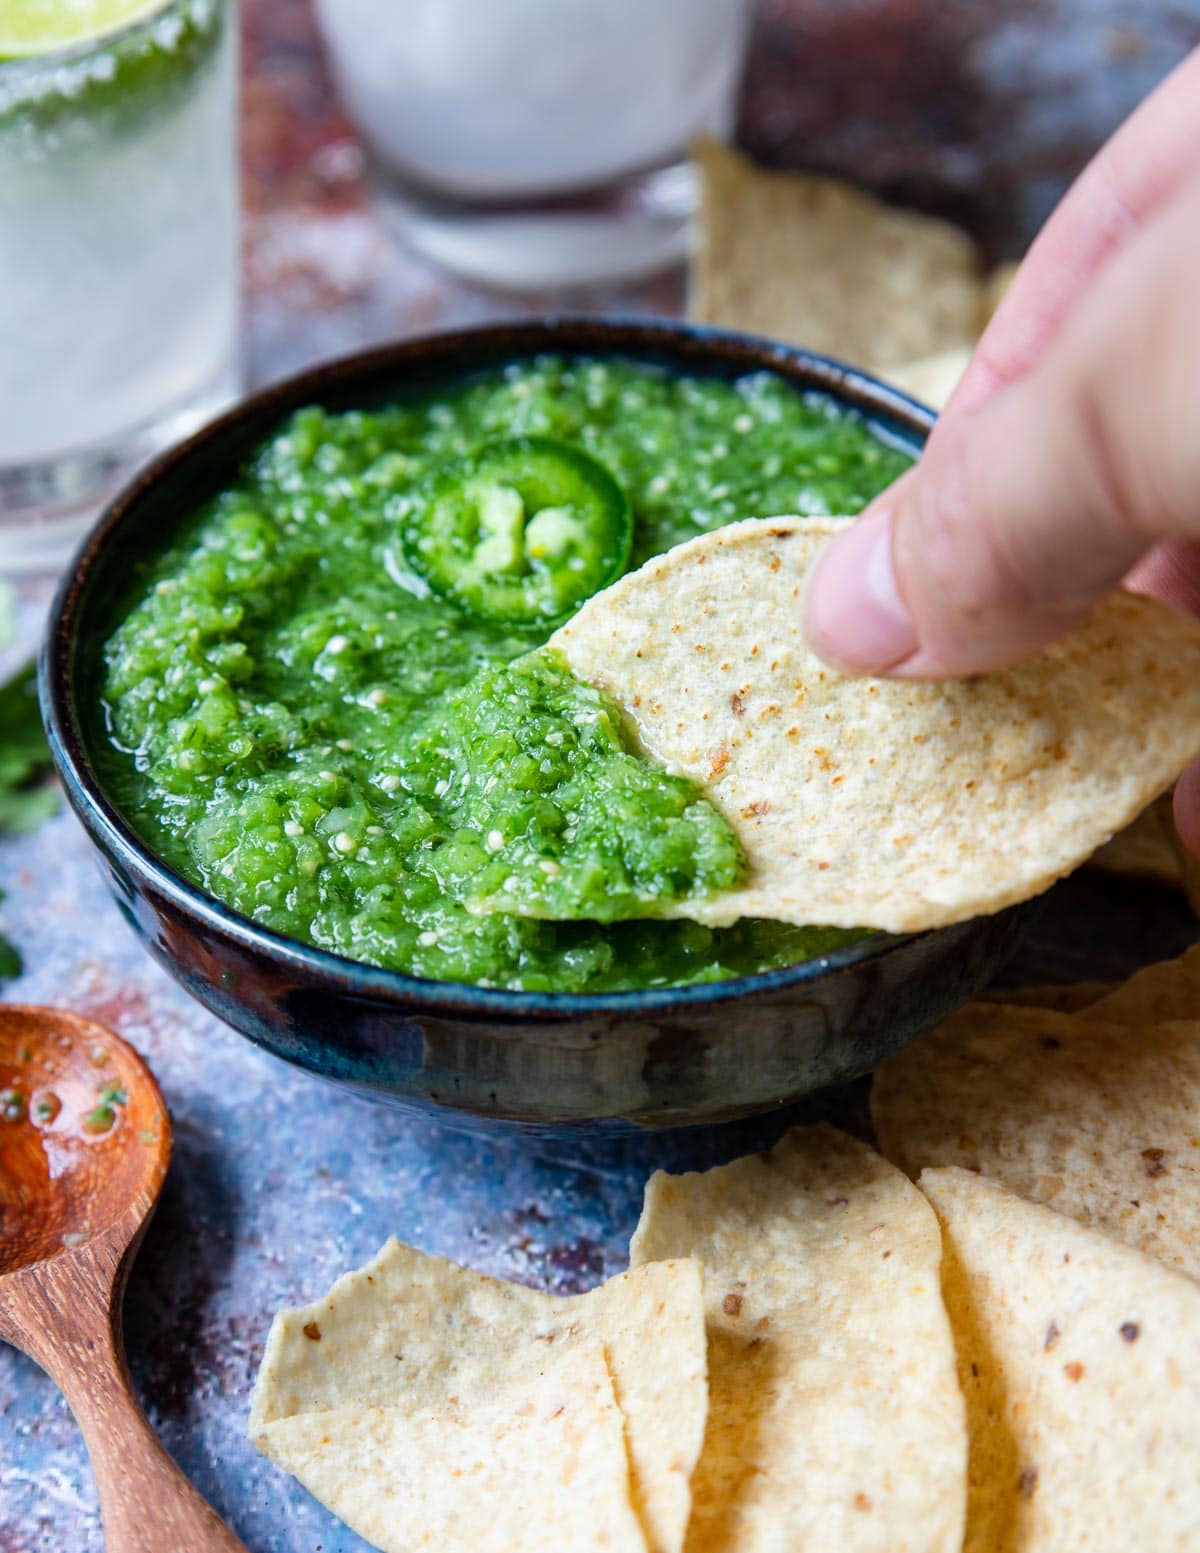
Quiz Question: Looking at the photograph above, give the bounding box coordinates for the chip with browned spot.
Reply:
[871,1001,1200,1279]
[630,1125,966,1553]
[256,1344,649,1553]
[921,1167,1200,1551]
[251,1241,706,1553]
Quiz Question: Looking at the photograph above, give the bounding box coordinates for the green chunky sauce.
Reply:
[98,356,910,992]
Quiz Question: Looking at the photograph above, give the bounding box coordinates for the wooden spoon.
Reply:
[0,1005,249,1552]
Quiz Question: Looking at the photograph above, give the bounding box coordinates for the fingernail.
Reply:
[804,505,919,673]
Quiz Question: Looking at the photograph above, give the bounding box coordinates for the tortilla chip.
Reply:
[839,257,1019,409]
[871,1002,1200,1278]
[854,257,1021,408]
[1084,940,1200,1023]
[251,1243,706,1553]
[630,1125,966,1553]
[884,347,973,409]
[921,1167,1200,1552]
[973,982,1113,1014]
[691,138,982,371]
[550,516,1200,933]
[1087,793,1183,885]
[257,1344,649,1553]
[982,261,1019,322]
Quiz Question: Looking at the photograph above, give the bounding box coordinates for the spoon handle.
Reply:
[1,1237,250,1553]
[72,1367,249,1553]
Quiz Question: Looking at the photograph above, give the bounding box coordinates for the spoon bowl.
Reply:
[0,1006,247,1553]
[0,1005,169,1275]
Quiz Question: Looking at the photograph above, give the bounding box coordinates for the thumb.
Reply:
[805,170,1200,679]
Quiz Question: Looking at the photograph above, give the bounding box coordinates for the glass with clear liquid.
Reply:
[0,0,240,571]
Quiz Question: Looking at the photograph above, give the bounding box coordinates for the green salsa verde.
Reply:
[98,355,911,992]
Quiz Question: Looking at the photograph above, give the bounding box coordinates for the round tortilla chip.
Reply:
[551,517,1200,933]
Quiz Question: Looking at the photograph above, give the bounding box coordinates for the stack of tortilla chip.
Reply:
[251,947,1200,1552]
[870,940,1200,1548]
[250,1127,968,1552]
[251,1247,709,1553]
[629,1126,966,1553]
[872,942,1200,1279]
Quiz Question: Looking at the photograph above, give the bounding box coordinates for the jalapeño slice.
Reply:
[405,437,633,627]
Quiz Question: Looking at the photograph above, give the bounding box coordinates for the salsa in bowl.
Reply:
[42,320,1033,1128]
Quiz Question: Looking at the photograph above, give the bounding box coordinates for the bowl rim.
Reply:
[42,314,940,1019]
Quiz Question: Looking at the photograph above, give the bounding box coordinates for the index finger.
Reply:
[950,46,1200,418]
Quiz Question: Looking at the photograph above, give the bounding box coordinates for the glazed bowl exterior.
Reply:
[41,318,1032,1131]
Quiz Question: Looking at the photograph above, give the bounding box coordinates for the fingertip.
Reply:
[804,505,919,675]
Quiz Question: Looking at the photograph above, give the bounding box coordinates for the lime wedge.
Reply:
[0,0,170,58]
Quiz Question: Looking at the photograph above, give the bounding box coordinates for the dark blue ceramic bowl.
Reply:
[41,318,1032,1131]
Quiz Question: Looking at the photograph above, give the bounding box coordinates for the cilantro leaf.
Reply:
[0,658,58,979]
[0,659,56,832]
[0,932,20,982]
[0,660,51,784]
[0,884,19,981]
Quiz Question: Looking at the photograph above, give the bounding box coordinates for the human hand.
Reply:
[803,47,1200,854]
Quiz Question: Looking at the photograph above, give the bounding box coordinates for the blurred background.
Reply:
[242,0,1198,379]
[3,0,1198,573]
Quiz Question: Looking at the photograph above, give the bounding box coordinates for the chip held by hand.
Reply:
[552,516,1200,932]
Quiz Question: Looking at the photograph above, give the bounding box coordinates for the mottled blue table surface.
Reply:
[2,798,826,1553]
[4,2,1200,1549]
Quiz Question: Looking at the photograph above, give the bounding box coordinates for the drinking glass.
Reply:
[313,0,749,291]
[0,0,240,571]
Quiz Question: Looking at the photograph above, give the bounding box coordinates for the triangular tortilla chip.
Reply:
[921,1167,1200,1551]
[550,516,1200,932]
[871,1002,1200,1278]
[258,1344,648,1553]
[883,347,974,409]
[250,1242,706,1553]
[630,1125,966,1553]
[691,138,982,371]
[883,261,1020,407]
